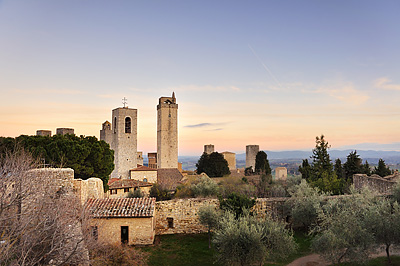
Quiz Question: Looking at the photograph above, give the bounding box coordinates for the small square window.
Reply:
[124,188,129,193]
[167,217,174,228]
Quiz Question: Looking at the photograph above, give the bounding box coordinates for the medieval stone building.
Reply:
[100,107,138,179]
[157,92,178,169]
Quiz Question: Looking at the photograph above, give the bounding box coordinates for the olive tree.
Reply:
[198,205,220,248]
[212,211,296,266]
[286,179,325,231]
[311,188,376,265]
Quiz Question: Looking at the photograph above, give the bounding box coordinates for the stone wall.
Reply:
[91,216,155,245]
[72,177,104,205]
[353,174,396,194]
[155,197,287,235]
[131,170,157,183]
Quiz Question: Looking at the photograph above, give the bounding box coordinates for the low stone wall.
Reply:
[155,198,218,235]
[155,197,288,235]
[353,174,396,194]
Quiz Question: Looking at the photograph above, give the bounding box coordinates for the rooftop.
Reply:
[86,198,156,218]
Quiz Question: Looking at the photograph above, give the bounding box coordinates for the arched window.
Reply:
[125,117,131,133]
[113,117,117,133]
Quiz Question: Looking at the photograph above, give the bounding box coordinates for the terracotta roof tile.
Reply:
[108,179,152,189]
[86,198,156,218]
[130,165,157,172]
[157,168,183,190]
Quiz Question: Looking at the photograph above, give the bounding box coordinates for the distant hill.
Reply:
[140,150,400,171]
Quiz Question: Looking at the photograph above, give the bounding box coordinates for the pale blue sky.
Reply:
[1,0,399,155]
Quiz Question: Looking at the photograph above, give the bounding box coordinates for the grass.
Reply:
[264,231,313,266]
[141,233,219,266]
[141,231,313,266]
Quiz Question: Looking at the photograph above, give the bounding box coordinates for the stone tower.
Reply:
[204,144,214,154]
[246,145,259,171]
[100,107,137,179]
[157,92,178,169]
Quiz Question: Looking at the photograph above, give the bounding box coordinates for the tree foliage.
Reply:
[198,205,221,248]
[255,151,271,175]
[372,158,392,177]
[219,192,256,218]
[191,175,219,197]
[0,135,114,187]
[286,179,326,231]
[196,152,230,177]
[212,211,296,266]
[149,183,172,201]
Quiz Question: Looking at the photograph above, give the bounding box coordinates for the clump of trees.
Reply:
[198,192,296,266]
[196,152,230,177]
[0,135,114,188]
[175,175,219,198]
[288,179,400,265]
[299,135,384,194]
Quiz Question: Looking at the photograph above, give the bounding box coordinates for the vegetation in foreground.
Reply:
[141,232,313,266]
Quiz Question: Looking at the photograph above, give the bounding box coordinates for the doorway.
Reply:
[121,226,129,244]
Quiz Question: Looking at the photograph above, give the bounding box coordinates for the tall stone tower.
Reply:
[100,107,138,179]
[157,92,178,169]
[204,144,214,154]
[246,145,259,171]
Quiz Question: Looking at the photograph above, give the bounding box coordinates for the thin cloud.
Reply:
[303,82,369,105]
[206,128,223,131]
[14,89,85,95]
[374,77,400,91]
[173,85,241,92]
[185,122,228,128]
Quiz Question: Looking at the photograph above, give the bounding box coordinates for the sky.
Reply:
[1,0,400,156]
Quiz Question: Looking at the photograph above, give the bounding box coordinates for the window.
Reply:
[124,188,129,193]
[91,226,98,241]
[143,178,148,182]
[167,217,174,228]
[125,117,131,133]
[113,117,117,133]
[110,189,117,195]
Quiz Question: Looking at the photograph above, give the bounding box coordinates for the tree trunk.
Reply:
[208,229,211,249]
[386,244,391,264]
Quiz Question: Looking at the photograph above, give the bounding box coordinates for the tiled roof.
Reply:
[86,198,156,218]
[157,168,183,190]
[109,179,153,189]
[130,165,157,172]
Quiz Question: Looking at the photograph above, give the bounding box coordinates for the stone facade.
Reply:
[204,144,214,154]
[56,128,74,135]
[246,145,259,170]
[130,165,158,183]
[157,92,178,169]
[155,198,216,235]
[90,217,155,246]
[72,177,104,205]
[148,152,157,169]
[154,197,287,235]
[221,151,236,170]
[275,167,288,181]
[137,151,143,166]
[100,107,138,179]
[36,130,52,137]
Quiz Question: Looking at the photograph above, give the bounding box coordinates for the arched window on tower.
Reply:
[113,117,117,134]
[125,117,131,133]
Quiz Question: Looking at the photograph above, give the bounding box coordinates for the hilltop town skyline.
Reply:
[1,1,400,155]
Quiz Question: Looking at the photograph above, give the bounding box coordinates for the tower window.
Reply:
[125,117,131,133]
[114,117,117,133]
